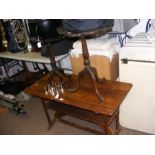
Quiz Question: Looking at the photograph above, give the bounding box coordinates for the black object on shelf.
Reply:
[28,19,62,39]
[28,19,74,57]
[0,80,26,95]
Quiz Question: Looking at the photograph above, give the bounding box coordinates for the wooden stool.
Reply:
[58,26,113,102]
[29,36,65,83]
[42,37,65,83]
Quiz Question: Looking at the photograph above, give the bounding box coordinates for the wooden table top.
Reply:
[24,74,132,116]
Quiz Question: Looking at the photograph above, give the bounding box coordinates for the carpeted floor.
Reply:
[0,96,149,135]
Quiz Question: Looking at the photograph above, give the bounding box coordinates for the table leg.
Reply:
[114,111,121,134]
[97,123,113,135]
[116,112,120,129]
[41,99,52,129]
[48,111,64,129]
[41,99,65,130]
[96,110,120,135]
[105,126,113,135]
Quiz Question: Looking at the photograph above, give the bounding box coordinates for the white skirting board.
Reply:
[119,61,155,134]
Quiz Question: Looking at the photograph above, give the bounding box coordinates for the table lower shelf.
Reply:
[42,100,121,135]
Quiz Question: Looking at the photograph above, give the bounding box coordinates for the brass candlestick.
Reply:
[0,20,8,51]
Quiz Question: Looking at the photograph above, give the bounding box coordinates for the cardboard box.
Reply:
[70,53,119,80]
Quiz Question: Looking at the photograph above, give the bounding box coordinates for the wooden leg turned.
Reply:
[41,99,52,129]
[65,38,104,102]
